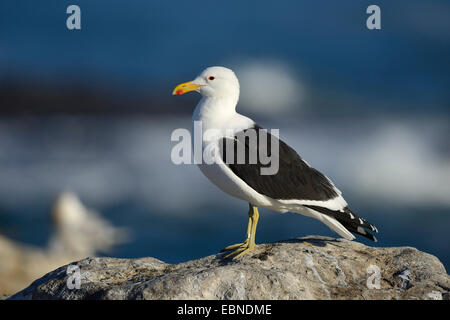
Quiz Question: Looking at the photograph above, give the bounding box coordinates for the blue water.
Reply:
[1,1,449,111]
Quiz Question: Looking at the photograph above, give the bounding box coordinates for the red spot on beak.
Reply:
[176,90,184,95]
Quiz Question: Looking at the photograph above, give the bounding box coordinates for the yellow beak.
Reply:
[172,81,202,96]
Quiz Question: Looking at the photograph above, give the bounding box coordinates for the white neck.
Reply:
[192,97,254,145]
[191,96,255,141]
[192,96,235,127]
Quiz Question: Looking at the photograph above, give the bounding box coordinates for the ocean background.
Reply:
[0,1,449,269]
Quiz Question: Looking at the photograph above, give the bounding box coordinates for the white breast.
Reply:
[191,96,272,206]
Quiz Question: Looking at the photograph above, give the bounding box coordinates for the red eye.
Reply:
[208,76,215,81]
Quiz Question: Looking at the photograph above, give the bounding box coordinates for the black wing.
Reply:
[219,124,339,201]
[219,124,379,241]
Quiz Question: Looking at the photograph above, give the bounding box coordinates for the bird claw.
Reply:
[221,239,249,252]
[221,241,255,260]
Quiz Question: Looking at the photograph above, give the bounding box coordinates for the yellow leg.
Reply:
[223,204,259,260]
[222,205,253,251]
[222,215,251,251]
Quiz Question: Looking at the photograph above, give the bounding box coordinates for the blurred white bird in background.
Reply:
[0,192,130,298]
[48,192,130,257]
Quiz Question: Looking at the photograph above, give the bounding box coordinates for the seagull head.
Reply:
[172,66,240,100]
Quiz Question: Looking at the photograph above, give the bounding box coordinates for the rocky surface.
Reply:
[8,236,450,300]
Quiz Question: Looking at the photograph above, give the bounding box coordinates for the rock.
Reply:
[8,236,450,300]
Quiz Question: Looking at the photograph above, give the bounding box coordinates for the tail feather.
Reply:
[343,223,377,242]
[305,205,378,241]
[320,214,356,241]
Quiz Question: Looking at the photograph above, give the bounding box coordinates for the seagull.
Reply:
[173,66,378,259]
[49,192,130,257]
